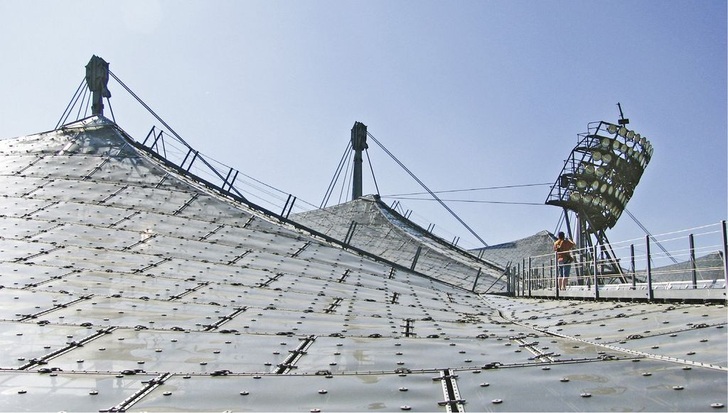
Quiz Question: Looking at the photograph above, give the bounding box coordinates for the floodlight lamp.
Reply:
[602,153,612,163]
[591,181,599,191]
[600,183,608,193]
[607,124,618,134]
[626,130,634,139]
[618,126,628,137]
[595,167,605,177]
[601,138,611,149]
[593,151,602,161]
[576,179,587,189]
[571,192,582,202]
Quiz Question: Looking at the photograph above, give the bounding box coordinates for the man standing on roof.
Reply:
[554,231,575,291]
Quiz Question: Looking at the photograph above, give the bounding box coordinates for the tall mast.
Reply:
[85,55,111,116]
[351,121,368,200]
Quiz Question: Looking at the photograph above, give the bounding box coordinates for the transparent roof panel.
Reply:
[21,155,108,180]
[0,261,70,288]
[31,222,140,250]
[0,288,75,320]
[45,296,224,331]
[0,321,93,369]
[28,179,125,204]
[0,372,154,413]
[30,201,132,227]
[129,373,440,412]
[454,358,728,412]
[35,329,299,376]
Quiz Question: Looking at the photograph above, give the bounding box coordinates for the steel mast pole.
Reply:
[351,121,368,200]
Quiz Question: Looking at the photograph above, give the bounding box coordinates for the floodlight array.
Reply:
[546,121,653,232]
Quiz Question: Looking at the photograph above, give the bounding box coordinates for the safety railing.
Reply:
[507,221,727,302]
[136,125,305,220]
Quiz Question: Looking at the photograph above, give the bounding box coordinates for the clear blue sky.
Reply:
[1,0,725,248]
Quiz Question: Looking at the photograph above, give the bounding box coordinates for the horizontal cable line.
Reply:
[383,196,544,206]
[383,182,552,197]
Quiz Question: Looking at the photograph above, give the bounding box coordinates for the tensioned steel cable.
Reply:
[338,149,353,204]
[366,131,489,247]
[109,70,193,149]
[321,141,353,208]
[624,208,678,264]
[108,70,328,212]
[365,147,380,196]
[384,196,543,206]
[384,182,552,197]
[55,78,87,129]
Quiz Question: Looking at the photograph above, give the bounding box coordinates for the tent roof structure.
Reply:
[0,115,725,412]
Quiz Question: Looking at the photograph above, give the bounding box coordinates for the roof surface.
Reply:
[293,196,507,294]
[0,117,725,412]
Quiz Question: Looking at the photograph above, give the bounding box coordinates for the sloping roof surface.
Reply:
[472,230,556,270]
[0,117,725,412]
[292,196,507,293]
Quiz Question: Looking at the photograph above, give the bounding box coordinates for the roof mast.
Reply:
[85,55,111,116]
[351,121,368,200]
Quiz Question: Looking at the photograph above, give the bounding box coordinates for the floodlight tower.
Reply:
[545,107,653,283]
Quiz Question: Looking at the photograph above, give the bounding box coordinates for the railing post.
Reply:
[506,267,511,296]
[630,244,636,289]
[592,244,600,300]
[549,257,554,290]
[471,268,482,292]
[721,220,728,298]
[522,259,526,297]
[527,257,532,298]
[410,246,422,271]
[554,251,560,299]
[646,235,654,301]
[689,233,697,289]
